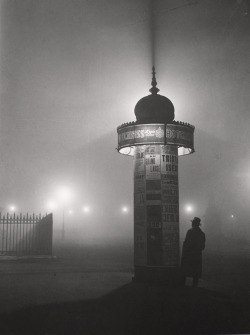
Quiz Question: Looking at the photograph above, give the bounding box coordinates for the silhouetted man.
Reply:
[181,217,206,287]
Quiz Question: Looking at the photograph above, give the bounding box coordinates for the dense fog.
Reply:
[0,0,250,249]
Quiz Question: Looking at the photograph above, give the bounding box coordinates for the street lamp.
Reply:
[122,206,128,213]
[185,204,193,213]
[46,200,57,212]
[57,187,72,240]
[9,205,16,213]
[82,206,90,213]
[57,187,72,203]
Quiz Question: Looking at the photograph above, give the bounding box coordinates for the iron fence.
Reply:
[0,213,53,256]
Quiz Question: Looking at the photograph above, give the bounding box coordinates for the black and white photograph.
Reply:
[0,0,250,334]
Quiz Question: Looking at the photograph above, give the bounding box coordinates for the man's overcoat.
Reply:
[181,226,206,277]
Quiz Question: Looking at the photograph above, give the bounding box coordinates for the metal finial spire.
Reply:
[149,66,160,94]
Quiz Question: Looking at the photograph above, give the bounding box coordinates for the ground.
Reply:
[0,242,249,334]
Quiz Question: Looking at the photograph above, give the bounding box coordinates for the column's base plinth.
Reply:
[133,266,183,286]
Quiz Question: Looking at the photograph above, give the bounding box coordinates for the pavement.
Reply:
[0,244,249,334]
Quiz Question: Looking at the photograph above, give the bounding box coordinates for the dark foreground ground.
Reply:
[1,283,249,335]
[0,242,249,334]
[1,282,250,335]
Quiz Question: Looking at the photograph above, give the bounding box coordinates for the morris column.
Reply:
[117,68,194,283]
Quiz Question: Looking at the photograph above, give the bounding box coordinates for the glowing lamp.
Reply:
[9,205,16,212]
[185,205,193,213]
[57,187,72,203]
[83,206,90,213]
[122,206,128,212]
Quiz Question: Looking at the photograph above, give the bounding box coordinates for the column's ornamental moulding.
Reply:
[117,121,195,157]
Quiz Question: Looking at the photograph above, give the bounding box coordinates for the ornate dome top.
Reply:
[134,67,175,124]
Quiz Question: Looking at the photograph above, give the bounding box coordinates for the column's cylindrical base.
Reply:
[133,265,183,286]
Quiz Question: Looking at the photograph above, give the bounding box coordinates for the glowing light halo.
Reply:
[122,206,129,213]
[185,204,193,213]
[9,205,16,212]
[46,200,57,211]
[57,187,73,203]
[82,206,90,213]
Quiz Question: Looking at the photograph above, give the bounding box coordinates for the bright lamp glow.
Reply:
[9,205,16,212]
[46,200,57,211]
[57,187,72,203]
[122,206,128,213]
[185,205,193,213]
[83,206,90,213]
[68,210,73,215]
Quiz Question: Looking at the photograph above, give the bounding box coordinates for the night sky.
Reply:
[1,0,250,244]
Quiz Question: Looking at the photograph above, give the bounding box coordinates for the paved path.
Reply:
[0,254,133,314]
[0,244,249,315]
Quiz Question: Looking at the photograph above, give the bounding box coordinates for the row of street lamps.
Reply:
[4,203,204,216]
[4,204,129,215]
[4,202,237,222]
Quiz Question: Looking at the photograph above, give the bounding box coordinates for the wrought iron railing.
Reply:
[0,213,53,256]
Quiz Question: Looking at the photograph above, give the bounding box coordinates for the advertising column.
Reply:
[134,144,179,270]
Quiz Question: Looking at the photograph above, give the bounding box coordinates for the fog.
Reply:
[0,0,250,249]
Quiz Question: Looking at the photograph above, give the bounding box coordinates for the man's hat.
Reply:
[191,217,201,225]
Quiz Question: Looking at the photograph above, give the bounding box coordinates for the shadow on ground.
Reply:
[0,282,249,335]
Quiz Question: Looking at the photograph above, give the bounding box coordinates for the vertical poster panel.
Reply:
[134,146,147,266]
[160,146,178,176]
[134,145,146,206]
[134,225,147,265]
[134,145,145,193]
[145,146,163,266]
[145,154,161,180]
[145,146,161,155]
[160,145,179,266]
[146,205,162,266]
[146,179,162,205]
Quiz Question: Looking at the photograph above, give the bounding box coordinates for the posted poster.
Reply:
[161,152,178,175]
[134,193,145,206]
[134,179,145,193]
[145,145,161,155]
[134,145,147,265]
[145,154,161,180]
[134,146,145,174]
[161,145,179,266]
[134,206,146,226]
[146,205,162,266]
[134,225,147,265]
